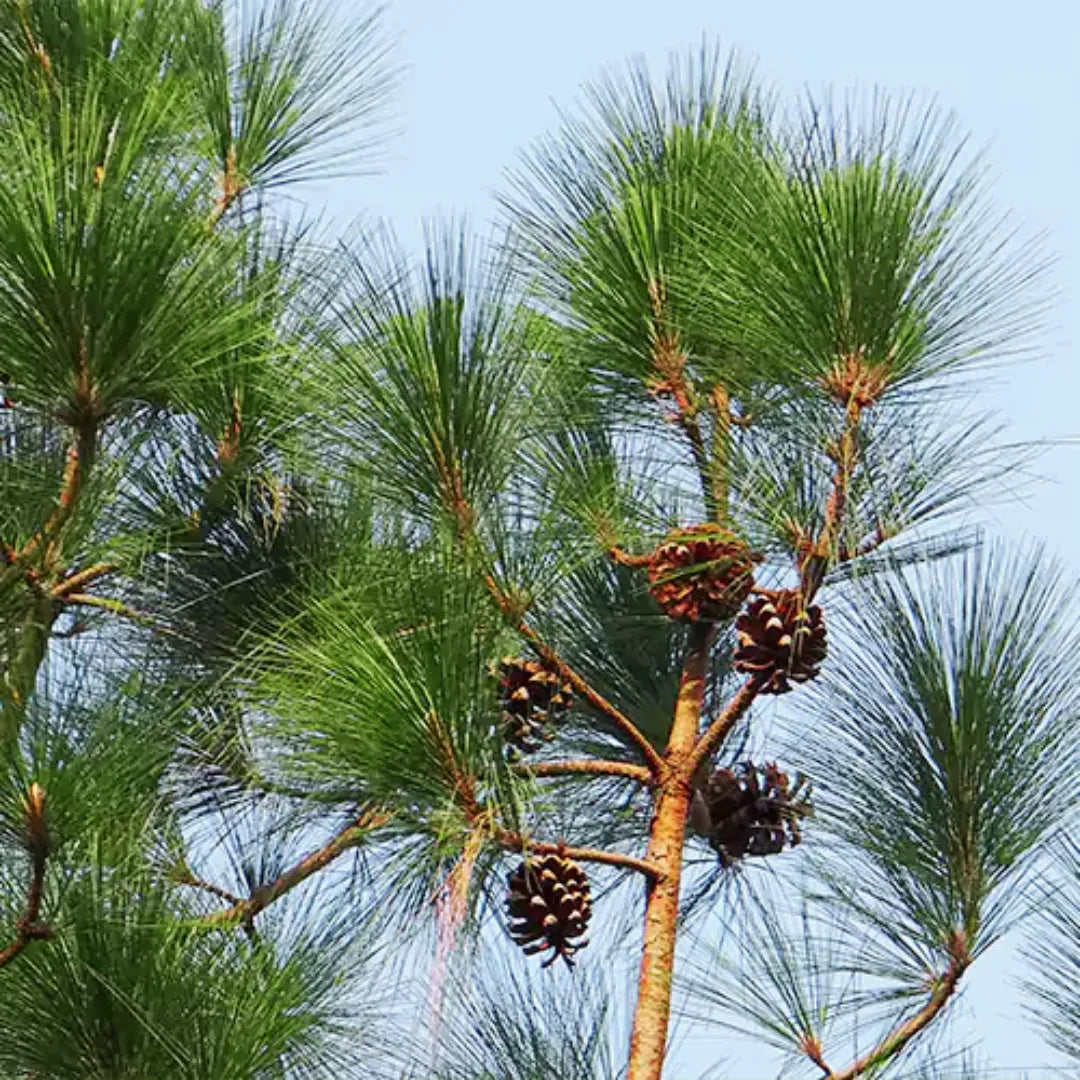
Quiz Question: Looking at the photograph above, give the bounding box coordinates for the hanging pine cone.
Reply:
[734,591,827,694]
[702,761,811,867]
[506,850,591,968]
[495,657,573,757]
[647,524,757,623]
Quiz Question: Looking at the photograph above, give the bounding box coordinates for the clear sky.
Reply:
[313,1,1080,1074]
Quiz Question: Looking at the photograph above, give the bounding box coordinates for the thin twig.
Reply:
[60,592,178,637]
[826,934,970,1080]
[607,546,653,569]
[646,281,717,521]
[686,676,763,777]
[800,1034,832,1077]
[202,809,391,928]
[0,784,52,969]
[513,618,664,776]
[800,353,888,600]
[51,561,119,598]
[515,759,652,784]
[499,831,662,880]
[174,872,244,908]
[450,484,662,777]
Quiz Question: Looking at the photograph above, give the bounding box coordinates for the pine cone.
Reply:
[506,851,591,968]
[703,761,811,867]
[647,524,757,623]
[734,591,827,694]
[496,657,573,757]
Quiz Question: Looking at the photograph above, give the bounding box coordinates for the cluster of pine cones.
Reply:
[647,523,827,691]
[499,523,826,966]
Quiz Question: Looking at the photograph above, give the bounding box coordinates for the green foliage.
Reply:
[719,93,1047,392]
[0,862,373,1079]
[504,47,777,401]
[419,960,623,1080]
[0,6,1068,1078]
[191,0,396,196]
[1024,839,1080,1062]
[325,224,544,528]
[797,543,1080,975]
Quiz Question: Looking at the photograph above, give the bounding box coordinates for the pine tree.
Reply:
[1,4,1077,1080]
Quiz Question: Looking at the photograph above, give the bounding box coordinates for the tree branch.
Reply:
[202,808,391,929]
[644,279,720,522]
[51,561,120,598]
[0,784,52,969]
[826,933,970,1080]
[686,676,763,777]
[59,592,178,637]
[174,871,244,908]
[515,759,652,784]
[627,621,714,1080]
[498,831,661,880]
[606,546,653,569]
[449,488,663,777]
[511,617,664,776]
[800,353,888,600]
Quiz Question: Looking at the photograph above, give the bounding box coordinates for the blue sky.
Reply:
[312,1,1080,1074]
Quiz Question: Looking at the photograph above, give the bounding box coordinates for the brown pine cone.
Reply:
[496,657,573,757]
[506,851,591,968]
[734,591,826,694]
[647,524,757,623]
[703,761,811,867]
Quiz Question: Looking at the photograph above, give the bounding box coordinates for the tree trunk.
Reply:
[626,623,713,1080]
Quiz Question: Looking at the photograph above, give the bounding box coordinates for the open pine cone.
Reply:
[702,761,811,867]
[496,657,573,757]
[506,851,591,968]
[734,591,827,694]
[647,524,757,623]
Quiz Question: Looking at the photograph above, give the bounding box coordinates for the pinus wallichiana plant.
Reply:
[0,5,1074,1079]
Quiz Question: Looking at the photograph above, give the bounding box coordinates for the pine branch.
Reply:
[512,616,665,775]
[498,831,661,880]
[60,593,178,637]
[454,480,662,774]
[824,934,970,1080]
[646,285,718,521]
[51,562,120,599]
[686,675,762,776]
[201,808,390,929]
[174,871,244,908]
[799,354,886,599]
[606,546,653,569]
[515,760,652,784]
[0,784,52,970]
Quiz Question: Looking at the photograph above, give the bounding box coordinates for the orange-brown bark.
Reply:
[627,623,714,1080]
[0,784,51,969]
[518,759,652,784]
